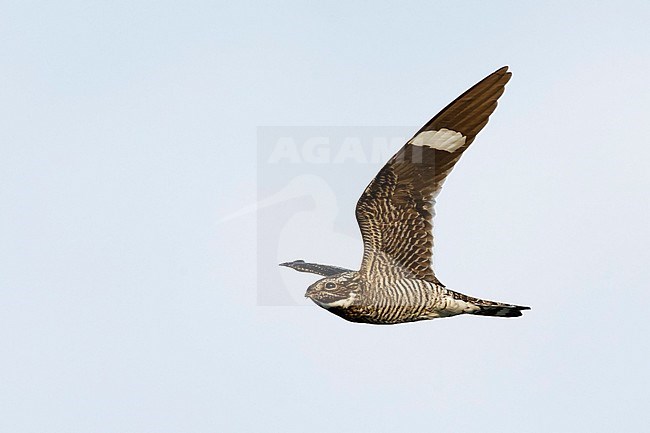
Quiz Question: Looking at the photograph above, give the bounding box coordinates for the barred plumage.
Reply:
[280,67,530,324]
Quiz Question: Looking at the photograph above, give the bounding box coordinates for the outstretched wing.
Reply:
[279,260,353,277]
[355,66,512,283]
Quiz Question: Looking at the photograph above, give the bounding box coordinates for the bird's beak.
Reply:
[304,283,317,299]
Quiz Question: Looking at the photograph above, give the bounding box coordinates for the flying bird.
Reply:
[280,66,530,324]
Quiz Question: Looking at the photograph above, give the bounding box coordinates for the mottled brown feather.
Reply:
[356,67,512,283]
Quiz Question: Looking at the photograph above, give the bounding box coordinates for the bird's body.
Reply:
[283,264,528,324]
[280,67,530,324]
[309,272,469,324]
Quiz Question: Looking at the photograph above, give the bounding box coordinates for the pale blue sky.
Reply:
[1,1,649,432]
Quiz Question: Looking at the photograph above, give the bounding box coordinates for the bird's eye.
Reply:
[325,282,336,289]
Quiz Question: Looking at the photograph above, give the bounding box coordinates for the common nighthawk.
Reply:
[280,66,530,324]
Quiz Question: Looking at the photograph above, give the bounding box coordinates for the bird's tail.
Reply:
[471,301,530,317]
[450,291,530,318]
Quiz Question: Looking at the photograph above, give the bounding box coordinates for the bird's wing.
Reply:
[279,260,353,277]
[355,66,512,283]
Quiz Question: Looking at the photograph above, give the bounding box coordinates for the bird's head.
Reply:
[305,272,359,309]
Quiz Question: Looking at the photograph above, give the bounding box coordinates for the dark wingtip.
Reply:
[279,260,305,267]
[492,65,512,84]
